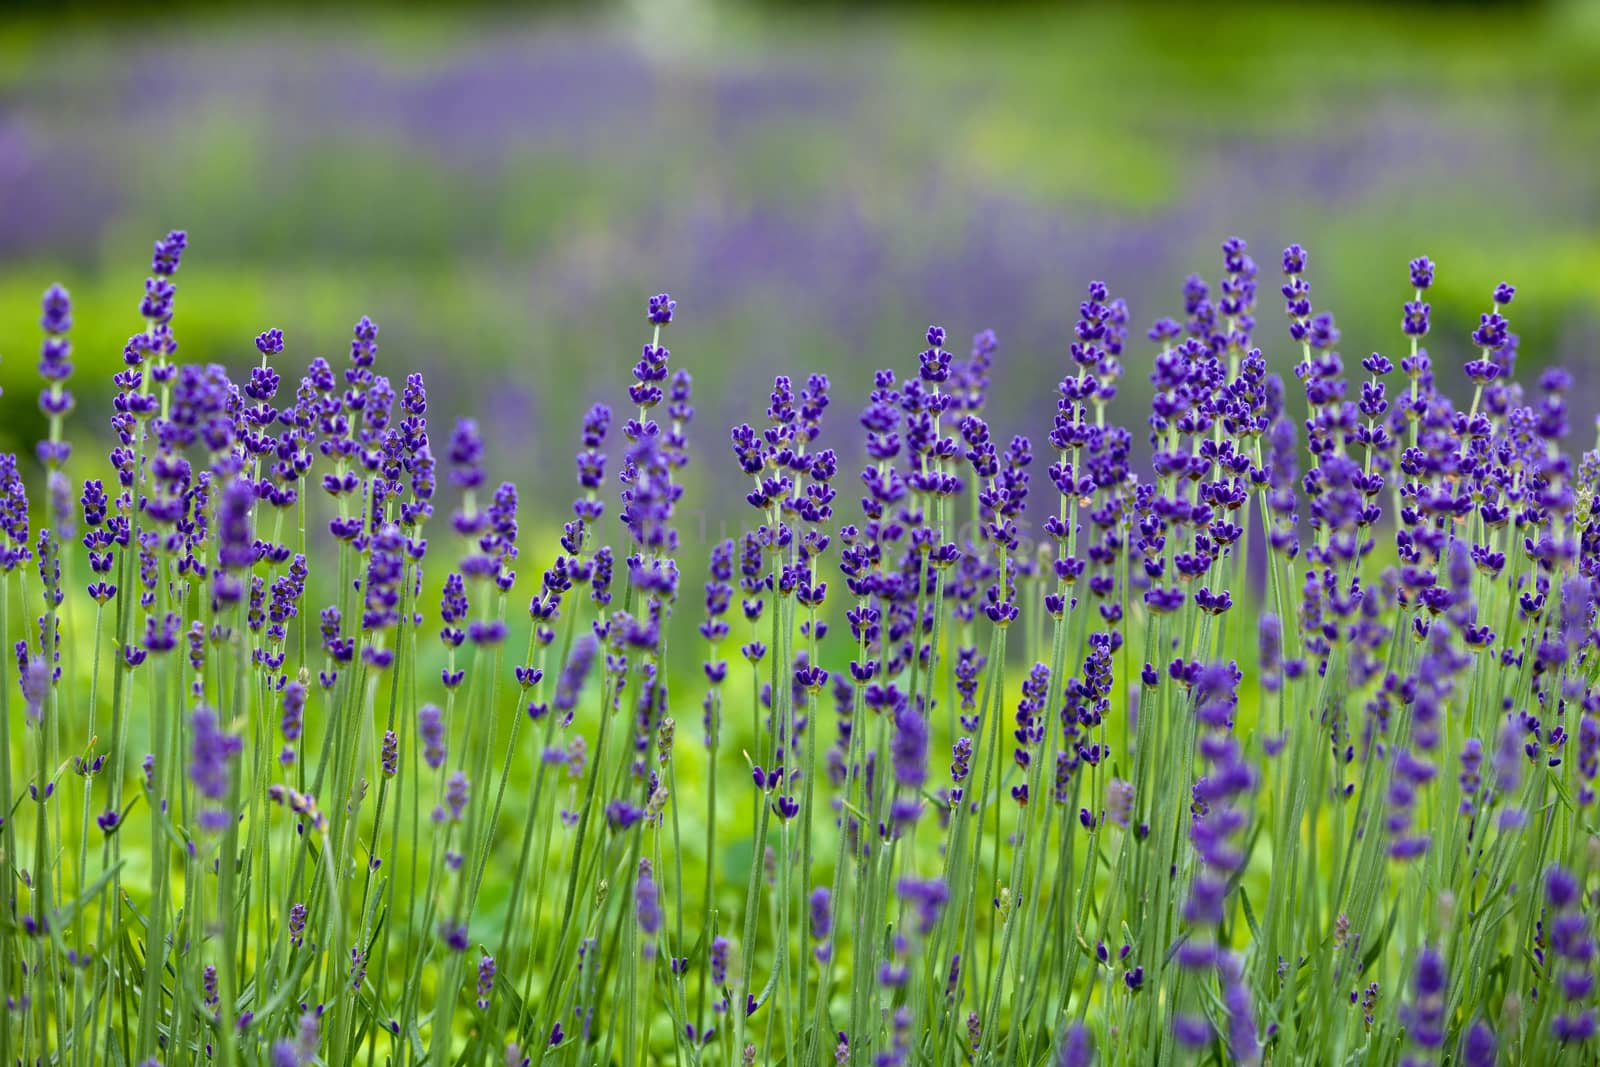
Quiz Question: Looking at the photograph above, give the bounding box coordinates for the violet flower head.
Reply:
[419,704,446,770]
[360,524,407,638]
[1457,737,1483,816]
[151,230,188,277]
[647,292,676,326]
[440,771,470,823]
[636,859,661,940]
[1107,779,1134,827]
[189,705,242,832]
[1399,253,1437,343]
[1459,1021,1496,1067]
[574,401,612,525]
[20,656,50,722]
[1055,1022,1094,1067]
[1409,256,1435,290]
[1281,244,1313,341]
[40,282,72,338]
[1545,863,1580,909]
[1400,945,1447,1053]
[1470,283,1514,353]
[553,633,599,725]
[606,799,644,831]
[1220,952,1260,1064]
[629,342,671,418]
[439,920,470,952]
[476,954,497,1011]
[809,887,832,942]
[710,936,729,987]
[920,324,953,384]
[350,314,378,371]
[951,736,973,797]
[1259,613,1284,691]
[1182,659,1254,975]
[890,702,929,790]
[448,417,486,496]
[0,453,32,572]
[213,477,255,607]
[665,368,694,468]
[37,284,76,471]
[954,328,998,412]
[1193,662,1240,729]
[1173,1014,1211,1049]
[141,278,176,327]
[440,572,468,650]
[1545,863,1597,1043]
[897,876,948,936]
[281,679,306,743]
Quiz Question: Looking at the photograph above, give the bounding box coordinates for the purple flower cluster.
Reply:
[1545,865,1597,1043]
[1174,662,1257,1055]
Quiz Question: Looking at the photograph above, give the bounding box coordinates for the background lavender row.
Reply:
[1,4,1597,525]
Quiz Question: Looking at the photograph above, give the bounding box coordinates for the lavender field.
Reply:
[1,4,1599,1066]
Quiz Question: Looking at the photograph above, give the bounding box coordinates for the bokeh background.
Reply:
[3,0,1599,542]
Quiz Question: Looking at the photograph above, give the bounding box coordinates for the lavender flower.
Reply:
[1546,864,1597,1044]
[636,859,661,959]
[710,936,729,988]
[419,703,446,769]
[431,772,471,828]
[213,477,254,607]
[476,954,497,1010]
[890,702,929,790]
[1400,946,1447,1057]
[0,454,31,571]
[37,284,75,495]
[897,877,948,936]
[553,633,598,725]
[189,706,241,832]
[809,887,832,942]
[1055,1023,1094,1067]
[1459,1021,1496,1067]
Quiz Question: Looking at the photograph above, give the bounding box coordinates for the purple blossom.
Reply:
[897,877,948,936]
[419,704,446,769]
[1400,946,1447,1053]
[476,954,497,1010]
[1055,1023,1094,1067]
[439,771,469,824]
[890,702,929,790]
[1459,1021,1496,1067]
[553,633,598,725]
[808,887,832,942]
[0,454,31,571]
[189,706,242,832]
[636,859,661,947]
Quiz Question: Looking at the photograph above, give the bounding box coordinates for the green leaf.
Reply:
[1358,902,1398,977]
[52,859,124,928]
[1239,885,1263,942]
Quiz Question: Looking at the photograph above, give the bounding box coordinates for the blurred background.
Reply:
[2,0,1599,544]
